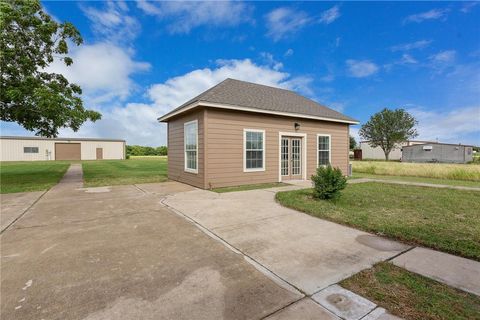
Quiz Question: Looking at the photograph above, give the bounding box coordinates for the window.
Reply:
[24,147,39,153]
[244,129,265,171]
[317,135,330,166]
[184,120,198,173]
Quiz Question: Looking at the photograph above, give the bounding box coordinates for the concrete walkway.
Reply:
[2,166,306,320]
[349,177,480,191]
[162,182,480,318]
[162,188,412,295]
[392,247,480,296]
[0,191,45,233]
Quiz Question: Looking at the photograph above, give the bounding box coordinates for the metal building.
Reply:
[359,140,433,160]
[0,136,126,161]
[402,143,474,163]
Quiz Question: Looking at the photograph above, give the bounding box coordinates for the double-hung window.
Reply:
[244,129,265,172]
[317,134,331,166]
[184,120,198,173]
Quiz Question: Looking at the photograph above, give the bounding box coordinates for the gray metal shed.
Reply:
[402,143,474,163]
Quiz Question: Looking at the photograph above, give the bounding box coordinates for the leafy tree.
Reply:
[359,108,418,160]
[0,0,101,137]
[349,135,357,150]
[126,145,168,156]
[156,146,168,156]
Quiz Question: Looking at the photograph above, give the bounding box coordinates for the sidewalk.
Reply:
[392,247,480,296]
[349,177,480,191]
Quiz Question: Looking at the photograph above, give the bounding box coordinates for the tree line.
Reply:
[126,145,168,156]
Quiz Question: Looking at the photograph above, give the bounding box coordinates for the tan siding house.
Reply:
[159,79,358,189]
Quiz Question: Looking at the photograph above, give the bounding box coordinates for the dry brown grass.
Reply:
[352,161,480,181]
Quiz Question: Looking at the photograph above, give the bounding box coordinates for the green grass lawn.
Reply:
[352,172,480,188]
[82,156,168,187]
[341,262,480,320]
[0,161,70,193]
[276,182,480,260]
[212,182,290,193]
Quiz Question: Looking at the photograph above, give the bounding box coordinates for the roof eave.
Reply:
[158,101,359,125]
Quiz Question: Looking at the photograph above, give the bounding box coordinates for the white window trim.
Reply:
[278,132,307,181]
[243,129,266,172]
[316,134,332,167]
[184,120,198,174]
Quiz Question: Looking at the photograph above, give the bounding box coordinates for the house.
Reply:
[0,136,126,161]
[359,140,434,160]
[158,78,359,189]
[402,143,474,163]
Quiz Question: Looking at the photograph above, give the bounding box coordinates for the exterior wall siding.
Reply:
[360,142,403,160]
[402,144,473,163]
[204,109,349,189]
[0,138,125,161]
[167,109,205,188]
[360,141,432,160]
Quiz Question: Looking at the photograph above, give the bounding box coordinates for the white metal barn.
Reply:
[0,136,125,161]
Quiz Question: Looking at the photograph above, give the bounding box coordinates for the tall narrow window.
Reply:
[244,129,265,171]
[184,120,198,173]
[317,135,330,166]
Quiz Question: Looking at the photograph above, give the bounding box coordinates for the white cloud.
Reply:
[47,43,150,104]
[335,37,341,48]
[346,60,379,78]
[265,7,311,41]
[408,106,480,145]
[81,1,140,43]
[430,50,456,63]
[319,5,341,24]
[284,48,294,57]
[59,59,313,146]
[260,52,283,71]
[460,2,478,13]
[399,54,418,64]
[136,0,253,34]
[390,40,432,52]
[403,8,449,24]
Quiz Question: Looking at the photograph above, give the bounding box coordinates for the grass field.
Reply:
[276,182,480,260]
[82,156,168,187]
[0,161,70,193]
[212,182,290,193]
[352,161,480,181]
[352,173,480,188]
[341,262,480,320]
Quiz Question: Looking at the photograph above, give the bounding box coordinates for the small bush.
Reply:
[311,165,347,200]
[126,154,130,159]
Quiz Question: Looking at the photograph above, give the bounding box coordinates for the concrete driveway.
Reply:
[163,185,411,295]
[1,166,305,320]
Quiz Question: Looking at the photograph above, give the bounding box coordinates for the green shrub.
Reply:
[126,154,130,159]
[311,165,347,200]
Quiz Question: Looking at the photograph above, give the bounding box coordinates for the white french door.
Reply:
[281,137,302,180]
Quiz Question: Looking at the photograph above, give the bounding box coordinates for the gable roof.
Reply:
[158,78,359,124]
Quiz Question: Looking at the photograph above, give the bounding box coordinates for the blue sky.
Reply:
[2,1,479,146]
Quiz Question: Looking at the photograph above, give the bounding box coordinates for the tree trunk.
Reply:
[384,149,390,161]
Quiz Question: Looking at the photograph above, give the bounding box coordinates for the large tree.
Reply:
[359,108,418,160]
[349,135,357,150]
[0,0,101,137]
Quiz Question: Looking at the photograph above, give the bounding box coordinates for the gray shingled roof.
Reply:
[159,78,358,123]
